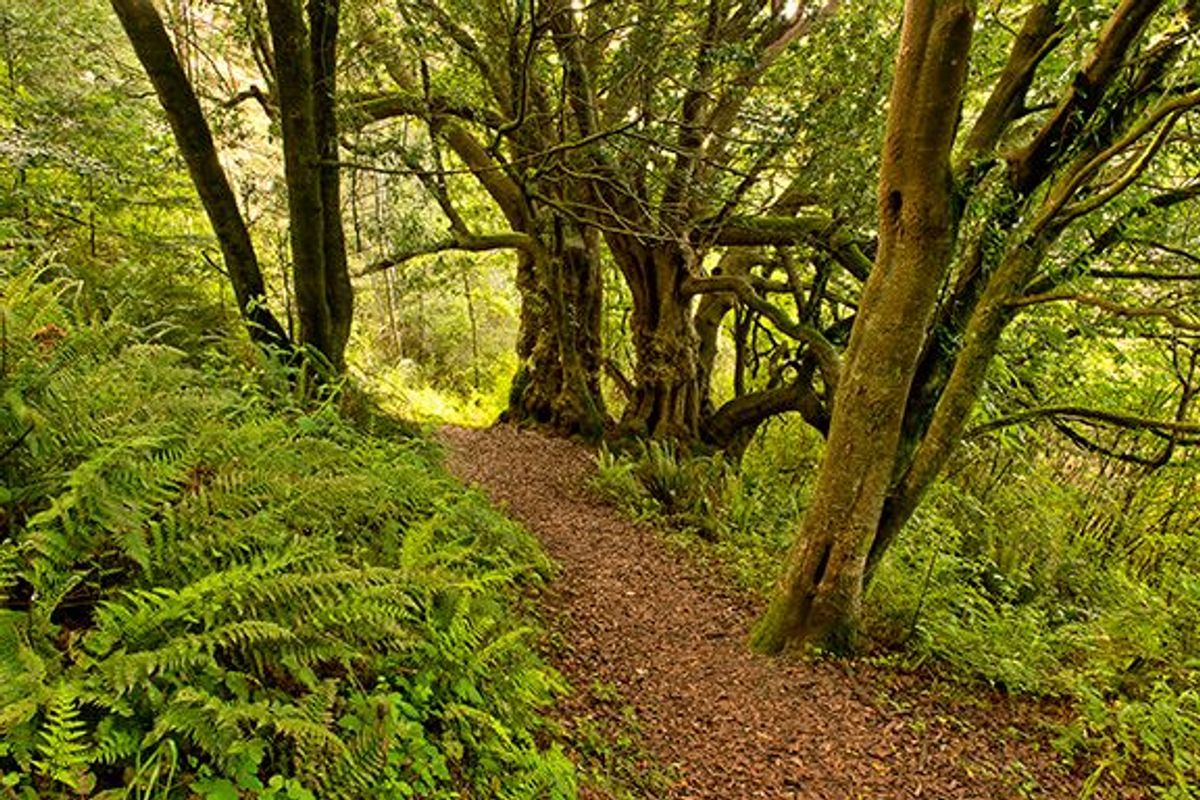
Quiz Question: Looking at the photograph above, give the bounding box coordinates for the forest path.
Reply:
[441,425,1085,800]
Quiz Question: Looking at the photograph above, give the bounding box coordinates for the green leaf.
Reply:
[191,777,239,800]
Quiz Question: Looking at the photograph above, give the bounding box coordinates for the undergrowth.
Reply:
[593,420,1200,798]
[0,270,575,798]
[594,424,816,595]
[564,681,674,800]
[357,355,516,429]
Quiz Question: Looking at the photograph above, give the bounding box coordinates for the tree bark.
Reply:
[506,222,606,438]
[1007,0,1164,194]
[960,0,1062,166]
[397,114,606,436]
[109,0,290,351]
[753,0,977,654]
[265,0,351,370]
[610,240,702,440]
[865,241,1044,582]
[309,0,353,362]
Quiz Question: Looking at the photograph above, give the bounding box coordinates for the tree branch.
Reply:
[1034,88,1200,233]
[704,380,830,449]
[359,231,536,276]
[959,0,1063,170]
[347,91,508,129]
[709,213,873,280]
[1048,418,1179,466]
[1007,0,1166,194]
[968,405,1200,438]
[223,83,275,119]
[1011,291,1200,332]
[682,273,841,389]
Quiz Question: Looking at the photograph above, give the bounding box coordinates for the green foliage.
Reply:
[0,269,574,798]
[593,419,819,592]
[594,440,733,541]
[350,254,520,428]
[364,350,518,429]
[1060,681,1200,799]
[854,431,1200,796]
[0,0,242,353]
[862,447,1200,794]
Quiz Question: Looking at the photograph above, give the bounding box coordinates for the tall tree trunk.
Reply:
[109,0,290,351]
[866,239,1047,581]
[309,0,353,361]
[753,0,977,654]
[265,0,351,371]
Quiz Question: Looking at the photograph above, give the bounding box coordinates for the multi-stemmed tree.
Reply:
[110,0,353,369]
[352,0,886,441]
[754,0,1200,651]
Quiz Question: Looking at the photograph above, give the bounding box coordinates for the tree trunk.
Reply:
[611,241,701,440]
[109,0,290,351]
[865,240,1047,582]
[309,0,353,361]
[265,0,351,371]
[753,0,977,655]
[507,223,606,438]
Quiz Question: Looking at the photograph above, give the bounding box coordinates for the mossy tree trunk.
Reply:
[753,0,978,654]
[608,239,702,441]
[753,0,1180,653]
[507,220,606,439]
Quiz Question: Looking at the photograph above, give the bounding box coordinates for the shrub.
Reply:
[592,419,818,593]
[594,440,733,541]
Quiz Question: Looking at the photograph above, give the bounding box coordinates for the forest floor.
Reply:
[442,424,1108,800]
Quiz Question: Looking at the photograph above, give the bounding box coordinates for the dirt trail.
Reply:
[442,425,1090,800]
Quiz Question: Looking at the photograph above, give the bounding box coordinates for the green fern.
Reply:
[32,686,94,794]
[0,266,571,798]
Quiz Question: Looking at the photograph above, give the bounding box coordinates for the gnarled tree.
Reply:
[351,0,885,442]
[349,3,608,436]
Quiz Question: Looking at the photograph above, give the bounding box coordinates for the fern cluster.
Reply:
[0,270,575,798]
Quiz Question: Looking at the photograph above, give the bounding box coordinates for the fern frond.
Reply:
[92,715,142,765]
[146,686,272,770]
[96,620,299,697]
[32,684,94,792]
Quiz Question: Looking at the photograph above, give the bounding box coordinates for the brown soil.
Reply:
[441,424,1110,800]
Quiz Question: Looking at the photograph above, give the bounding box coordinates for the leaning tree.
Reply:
[753,0,1200,652]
